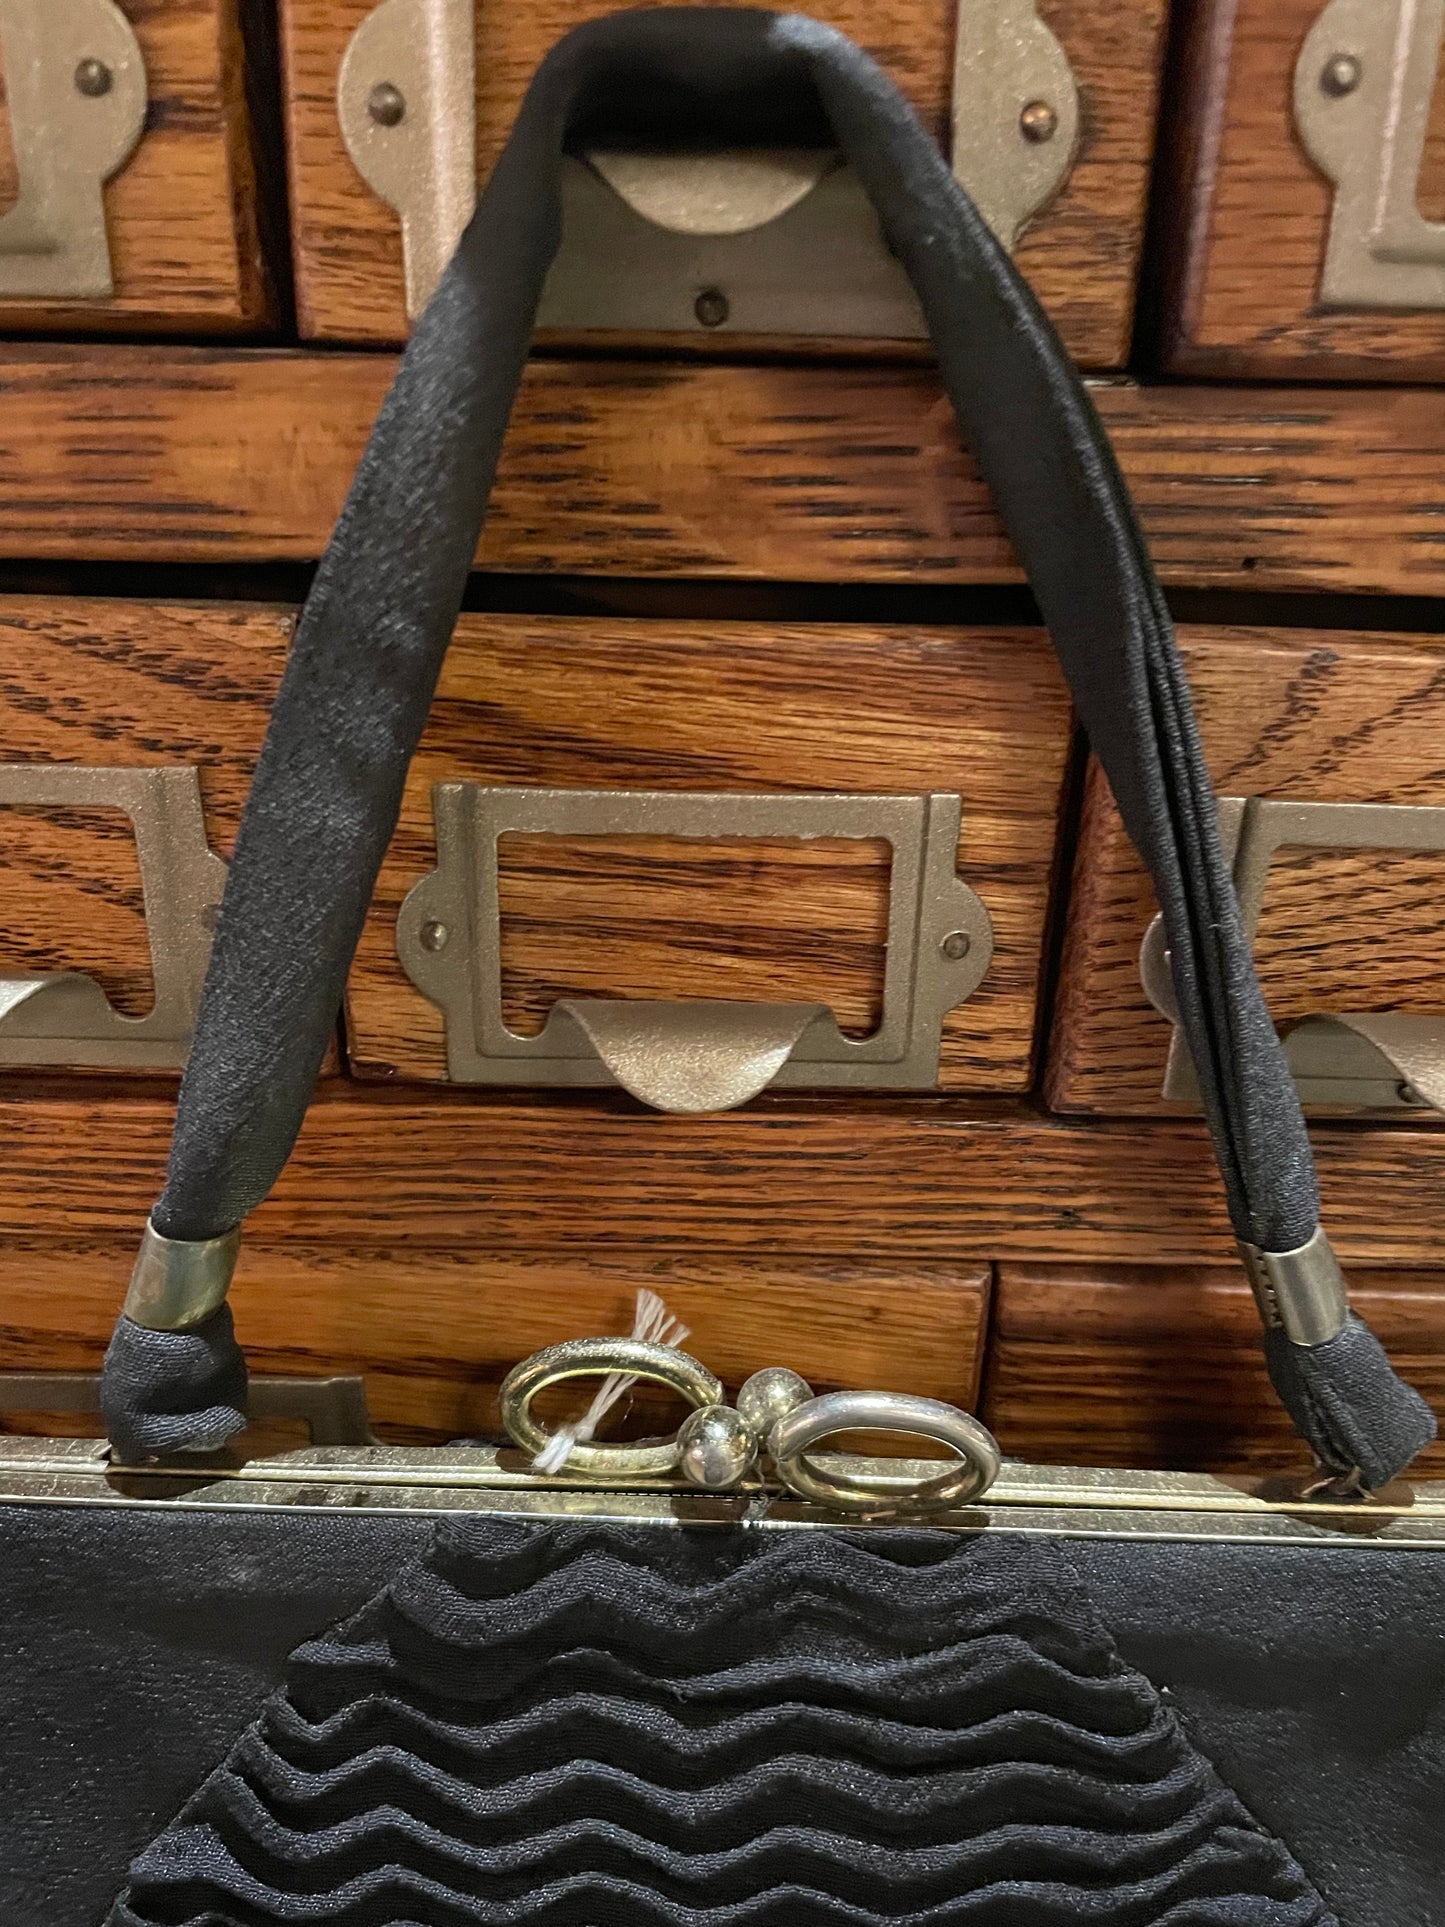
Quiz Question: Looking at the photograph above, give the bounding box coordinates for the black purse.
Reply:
[9,11,1441,1926]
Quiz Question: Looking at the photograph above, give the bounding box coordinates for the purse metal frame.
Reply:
[4,1437,1443,1552]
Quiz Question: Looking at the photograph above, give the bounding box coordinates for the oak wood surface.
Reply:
[0,598,291,1029]
[0,1238,988,1444]
[11,348,1445,594]
[1160,0,1445,380]
[1048,626,1445,1116]
[7,1085,1445,1266]
[0,0,273,333]
[983,1262,1445,1474]
[279,0,1166,366]
[0,599,1068,1093]
[346,617,1071,1091]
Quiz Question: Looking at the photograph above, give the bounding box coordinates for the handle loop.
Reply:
[101,8,1434,1486]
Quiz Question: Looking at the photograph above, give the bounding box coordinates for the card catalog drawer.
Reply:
[341,616,1071,1101]
[983,1262,1445,1475]
[1159,0,1445,379]
[0,0,277,332]
[280,0,1167,366]
[0,599,290,1073]
[1048,626,1445,1121]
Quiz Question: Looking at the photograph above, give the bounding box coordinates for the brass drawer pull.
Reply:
[1140,795,1445,1112]
[0,765,225,1070]
[336,0,1080,322]
[1294,0,1445,310]
[396,784,994,1111]
[0,0,147,300]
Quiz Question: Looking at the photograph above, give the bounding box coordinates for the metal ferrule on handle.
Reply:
[1237,1227,1350,1348]
[122,1220,241,1332]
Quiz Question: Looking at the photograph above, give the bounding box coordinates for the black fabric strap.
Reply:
[100,8,1434,1480]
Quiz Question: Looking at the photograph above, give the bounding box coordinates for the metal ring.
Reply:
[499,1337,724,1478]
[768,1390,1002,1514]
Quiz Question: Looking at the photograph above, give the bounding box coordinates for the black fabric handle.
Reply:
[102,8,1434,1482]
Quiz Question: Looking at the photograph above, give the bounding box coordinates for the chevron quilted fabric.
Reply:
[110,1520,1336,1926]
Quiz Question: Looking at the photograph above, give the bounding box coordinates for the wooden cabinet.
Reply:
[1048,624,1445,1120]
[0,0,278,333]
[984,1262,1445,1474]
[1159,0,1445,380]
[279,0,1168,366]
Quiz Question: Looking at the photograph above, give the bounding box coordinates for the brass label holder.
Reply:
[0,765,226,1070]
[395,785,993,1111]
[1294,0,1445,309]
[0,0,148,300]
[336,0,1080,323]
[1140,795,1445,1112]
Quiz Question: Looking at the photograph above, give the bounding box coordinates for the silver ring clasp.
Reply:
[499,1336,724,1478]
[768,1389,1002,1514]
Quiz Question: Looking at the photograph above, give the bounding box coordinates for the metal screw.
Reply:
[1320,52,1362,97]
[941,931,972,961]
[74,58,114,98]
[694,287,730,328]
[1019,99,1058,144]
[419,920,449,952]
[368,81,407,127]
[1397,1080,1425,1107]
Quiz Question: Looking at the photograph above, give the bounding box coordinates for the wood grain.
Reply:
[0,598,291,1032]
[984,1263,1445,1474]
[1160,0,1445,380]
[346,617,1072,1092]
[12,348,1445,594]
[0,0,273,333]
[1048,625,1445,1116]
[0,600,1068,1093]
[0,1238,988,1445]
[279,0,1166,366]
[7,1086,1445,1266]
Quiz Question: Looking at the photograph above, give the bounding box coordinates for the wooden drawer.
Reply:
[8,1088,1445,1269]
[0,0,277,334]
[12,350,1445,597]
[0,598,290,1073]
[1160,0,1445,380]
[0,1238,989,1445]
[280,0,1168,366]
[0,600,1069,1097]
[345,616,1071,1098]
[982,1262,1445,1475]
[1048,624,1445,1119]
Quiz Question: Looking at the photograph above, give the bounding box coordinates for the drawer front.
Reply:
[983,1262,1445,1475]
[0,598,290,1073]
[342,616,1071,1099]
[0,1240,989,1445]
[1048,625,1445,1119]
[0,0,276,332]
[280,0,1167,366]
[1161,0,1445,380]
[9,1092,1445,1267]
[8,352,1445,597]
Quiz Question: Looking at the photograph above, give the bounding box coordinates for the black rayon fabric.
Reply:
[5,1503,1438,1926]
[109,1519,1336,1927]
[98,5,1434,1482]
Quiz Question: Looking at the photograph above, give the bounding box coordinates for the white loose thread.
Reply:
[531,1288,691,1474]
